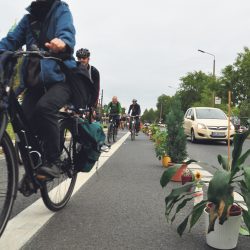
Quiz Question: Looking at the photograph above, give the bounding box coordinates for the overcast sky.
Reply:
[0,1,250,112]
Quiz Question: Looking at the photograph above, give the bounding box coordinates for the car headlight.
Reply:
[197,123,207,129]
[230,124,235,130]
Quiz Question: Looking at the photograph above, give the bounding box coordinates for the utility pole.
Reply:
[159,103,162,123]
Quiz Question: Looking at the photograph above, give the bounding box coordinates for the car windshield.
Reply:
[195,109,227,119]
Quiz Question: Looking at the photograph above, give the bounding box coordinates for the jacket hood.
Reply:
[26,0,60,21]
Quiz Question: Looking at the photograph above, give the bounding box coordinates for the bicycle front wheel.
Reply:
[0,132,18,237]
[113,126,117,142]
[107,124,113,144]
[40,120,77,212]
[131,125,135,141]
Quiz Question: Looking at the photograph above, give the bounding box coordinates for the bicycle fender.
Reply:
[0,111,8,141]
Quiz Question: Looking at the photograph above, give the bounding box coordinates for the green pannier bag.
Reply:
[75,119,106,172]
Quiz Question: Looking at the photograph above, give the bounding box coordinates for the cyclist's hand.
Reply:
[45,38,66,53]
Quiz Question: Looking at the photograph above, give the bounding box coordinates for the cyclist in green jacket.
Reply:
[106,96,122,128]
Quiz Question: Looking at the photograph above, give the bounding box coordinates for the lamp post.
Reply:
[198,49,216,106]
[198,49,215,77]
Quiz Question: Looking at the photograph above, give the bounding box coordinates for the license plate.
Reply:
[211,132,225,137]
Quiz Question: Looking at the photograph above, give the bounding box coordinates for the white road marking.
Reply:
[0,132,130,250]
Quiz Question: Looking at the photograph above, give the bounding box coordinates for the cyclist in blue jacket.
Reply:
[0,0,76,177]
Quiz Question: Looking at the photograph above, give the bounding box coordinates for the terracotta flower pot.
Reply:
[171,164,187,182]
[181,175,193,185]
[204,203,242,249]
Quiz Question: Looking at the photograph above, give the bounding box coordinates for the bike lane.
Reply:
[21,133,248,250]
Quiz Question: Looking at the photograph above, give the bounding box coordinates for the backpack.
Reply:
[75,118,106,172]
[62,64,96,109]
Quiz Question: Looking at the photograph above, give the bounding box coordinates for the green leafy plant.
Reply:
[153,130,168,160]
[160,129,250,236]
[165,97,187,163]
[149,124,159,137]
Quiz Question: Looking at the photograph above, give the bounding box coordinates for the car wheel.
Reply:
[191,129,196,143]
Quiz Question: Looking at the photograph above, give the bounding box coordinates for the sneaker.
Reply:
[37,159,63,178]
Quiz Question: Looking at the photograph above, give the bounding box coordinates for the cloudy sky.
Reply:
[0,1,250,112]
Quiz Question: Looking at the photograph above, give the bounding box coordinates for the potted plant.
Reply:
[181,168,194,185]
[153,129,170,167]
[165,97,188,181]
[149,124,159,141]
[160,129,250,249]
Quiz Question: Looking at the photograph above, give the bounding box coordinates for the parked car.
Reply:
[184,107,235,144]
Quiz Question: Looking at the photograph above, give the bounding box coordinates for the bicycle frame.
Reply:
[7,88,43,192]
[0,50,63,194]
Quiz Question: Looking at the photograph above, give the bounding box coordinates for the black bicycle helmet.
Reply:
[76,48,90,59]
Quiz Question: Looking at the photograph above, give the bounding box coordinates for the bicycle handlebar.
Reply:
[128,115,140,118]
[12,47,71,62]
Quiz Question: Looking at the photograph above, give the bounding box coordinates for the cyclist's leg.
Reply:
[22,85,45,127]
[115,115,120,129]
[135,117,140,133]
[33,82,71,176]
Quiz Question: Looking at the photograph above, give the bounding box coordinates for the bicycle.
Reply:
[0,50,85,237]
[107,114,119,143]
[129,115,139,141]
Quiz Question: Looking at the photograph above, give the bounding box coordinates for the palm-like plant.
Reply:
[160,129,250,236]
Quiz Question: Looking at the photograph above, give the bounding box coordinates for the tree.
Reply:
[239,100,250,119]
[142,108,157,123]
[178,71,214,112]
[219,47,250,106]
[156,94,172,123]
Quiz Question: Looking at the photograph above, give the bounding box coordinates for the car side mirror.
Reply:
[187,115,191,120]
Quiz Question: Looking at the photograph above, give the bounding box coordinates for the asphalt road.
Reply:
[187,138,250,175]
[2,128,125,220]
[20,132,249,250]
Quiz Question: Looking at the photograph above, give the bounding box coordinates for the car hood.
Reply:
[196,119,229,127]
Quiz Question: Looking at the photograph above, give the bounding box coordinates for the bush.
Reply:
[165,97,187,163]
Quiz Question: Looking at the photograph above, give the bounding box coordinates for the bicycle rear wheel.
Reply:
[0,132,18,237]
[40,120,77,212]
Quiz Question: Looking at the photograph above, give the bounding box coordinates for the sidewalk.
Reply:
[23,133,249,250]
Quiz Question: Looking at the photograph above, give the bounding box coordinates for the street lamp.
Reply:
[198,49,216,106]
[198,49,215,77]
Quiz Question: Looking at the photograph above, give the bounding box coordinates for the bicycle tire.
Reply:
[113,126,117,142]
[131,125,135,141]
[107,124,113,144]
[40,120,77,212]
[0,132,18,237]
[15,142,23,165]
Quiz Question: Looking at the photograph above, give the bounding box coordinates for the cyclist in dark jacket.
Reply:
[128,99,141,135]
[76,48,100,107]
[0,0,76,178]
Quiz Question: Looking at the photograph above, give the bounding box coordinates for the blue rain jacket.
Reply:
[0,1,76,91]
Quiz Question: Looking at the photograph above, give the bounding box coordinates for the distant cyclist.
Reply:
[76,48,100,107]
[107,96,122,128]
[128,99,141,135]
